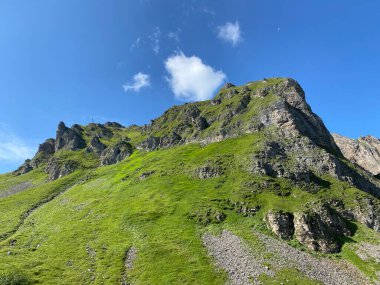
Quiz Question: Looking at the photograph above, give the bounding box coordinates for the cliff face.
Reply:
[333,133,380,176]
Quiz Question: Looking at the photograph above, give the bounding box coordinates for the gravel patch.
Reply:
[356,242,380,263]
[125,247,137,270]
[202,230,274,285]
[0,181,33,198]
[255,231,370,285]
[122,247,137,285]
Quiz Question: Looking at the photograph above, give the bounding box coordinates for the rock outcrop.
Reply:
[100,141,133,165]
[333,133,380,176]
[293,205,352,253]
[256,79,341,155]
[139,78,341,157]
[266,205,352,253]
[45,157,78,181]
[13,138,56,175]
[195,165,221,179]
[13,160,34,175]
[250,137,380,198]
[351,197,380,232]
[55,122,86,151]
[86,136,106,155]
[265,211,294,240]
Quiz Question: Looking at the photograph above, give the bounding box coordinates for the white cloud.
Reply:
[217,21,242,46]
[164,52,226,101]
[0,123,35,164]
[149,27,161,54]
[123,72,151,92]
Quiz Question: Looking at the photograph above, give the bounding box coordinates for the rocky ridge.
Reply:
[10,77,380,257]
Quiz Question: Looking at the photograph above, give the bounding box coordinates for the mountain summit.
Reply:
[1,78,380,284]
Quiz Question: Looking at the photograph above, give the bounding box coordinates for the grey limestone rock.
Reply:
[294,204,352,253]
[333,133,380,176]
[266,211,294,240]
[100,141,133,166]
[86,136,106,155]
[55,122,86,151]
[45,157,78,181]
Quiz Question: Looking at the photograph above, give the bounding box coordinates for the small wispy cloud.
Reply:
[164,52,226,101]
[130,37,141,51]
[149,27,161,54]
[168,29,181,43]
[202,7,216,16]
[123,72,151,92]
[0,123,35,164]
[217,21,242,47]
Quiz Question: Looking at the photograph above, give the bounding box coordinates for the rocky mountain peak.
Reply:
[55,121,86,151]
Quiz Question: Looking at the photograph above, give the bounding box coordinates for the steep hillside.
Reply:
[1,78,380,285]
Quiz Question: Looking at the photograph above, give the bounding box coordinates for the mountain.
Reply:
[1,78,380,285]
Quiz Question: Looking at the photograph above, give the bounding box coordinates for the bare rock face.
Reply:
[85,123,113,139]
[13,160,34,175]
[294,204,352,253]
[265,205,352,253]
[257,79,341,155]
[13,138,56,175]
[265,211,294,240]
[351,197,380,232]
[86,136,106,155]
[55,122,86,151]
[250,137,380,198]
[37,138,56,155]
[139,133,182,151]
[195,166,221,179]
[333,133,380,176]
[45,157,78,181]
[100,141,133,165]
[139,78,341,157]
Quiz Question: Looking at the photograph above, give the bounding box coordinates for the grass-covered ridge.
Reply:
[0,132,379,284]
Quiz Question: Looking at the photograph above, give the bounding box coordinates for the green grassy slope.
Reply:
[0,133,379,284]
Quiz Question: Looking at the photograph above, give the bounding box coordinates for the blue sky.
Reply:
[0,0,379,173]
